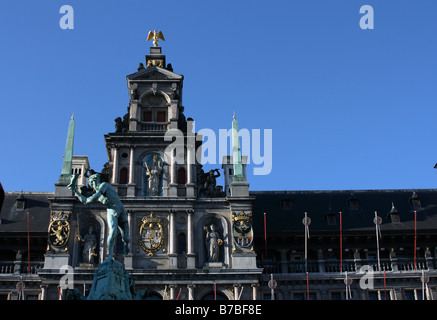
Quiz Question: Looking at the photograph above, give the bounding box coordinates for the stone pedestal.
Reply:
[229,180,249,197]
[43,253,70,269]
[203,262,224,270]
[186,254,196,269]
[231,253,258,269]
[87,259,134,300]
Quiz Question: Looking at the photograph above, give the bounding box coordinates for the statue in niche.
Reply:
[204,224,223,262]
[77,225,98,265]
[145,155,163,196]
[68,173,131,261]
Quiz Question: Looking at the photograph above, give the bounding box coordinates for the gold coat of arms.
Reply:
[138,214,167,256]
[48,211,71,248]
[232,211,254,249]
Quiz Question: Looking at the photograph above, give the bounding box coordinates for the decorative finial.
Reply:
[71,113,75,120]
[146,30,165,47]
[233,112,236,120]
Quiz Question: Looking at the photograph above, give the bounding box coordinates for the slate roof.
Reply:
[250,189,437,235]
[0,192,52,234]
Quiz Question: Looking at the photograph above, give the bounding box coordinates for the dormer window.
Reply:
[16,194,25,210]
[325,214,337,226]
[281,199,292,210]
[410,192,421,210]
[348,196,359,211]
[389,202,400,223]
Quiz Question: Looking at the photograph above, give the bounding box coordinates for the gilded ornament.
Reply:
[146,30,165,47]
[48,211,71,248]
[232,211,253,248]
[138,213,167,256]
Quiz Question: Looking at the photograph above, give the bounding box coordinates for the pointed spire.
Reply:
[390,202,398,214]
[57,115,75,185]
[231,114,244,180]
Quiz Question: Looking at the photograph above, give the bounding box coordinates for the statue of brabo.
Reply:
[68,173,131,261]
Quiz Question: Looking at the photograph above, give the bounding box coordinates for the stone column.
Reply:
[169,147,177,197]
[169,285,177,300]
[234,284,241,300]
[168,211,177,269]
[40,285,47,300]
[251,284,259,300]
[169,212,175,254]
[187,284,195,300]
[112,148,119,185]
[187,211,193,254]
[186,210,196,269]
[186,131,195,197]
[127,146,136,196]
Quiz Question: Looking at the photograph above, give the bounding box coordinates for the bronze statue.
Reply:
[68,173,131,261]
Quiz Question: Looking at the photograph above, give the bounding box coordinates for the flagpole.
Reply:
[27,211,30,273]
[302,212,311,273]
[176,287,182,300]
[302,211,311,299]
[339,211,343,272]
[264,212,267,271]
[414,211,417,270]
[374,211,381,271]
[383,270,387,300]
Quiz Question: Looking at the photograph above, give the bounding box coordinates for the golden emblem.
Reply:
[48,211,71,248]
[138,213,167,256]
[147,30,165,47]
[232,211,253,249]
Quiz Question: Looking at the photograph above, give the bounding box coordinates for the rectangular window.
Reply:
[281,199,292,210]
[143,110,152,122]
[156,111,166,122]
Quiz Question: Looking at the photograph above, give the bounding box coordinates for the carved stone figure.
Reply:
[78,225,98,264]
[204,224,223,262]
[68,173,131,261]
[198,169,224,197]
[145,156,163,196]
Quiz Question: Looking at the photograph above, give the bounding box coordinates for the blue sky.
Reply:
[1,0,437,192]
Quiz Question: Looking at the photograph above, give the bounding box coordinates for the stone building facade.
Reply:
[1,41,437,300]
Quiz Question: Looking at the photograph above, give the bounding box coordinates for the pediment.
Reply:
[127,66,183,81]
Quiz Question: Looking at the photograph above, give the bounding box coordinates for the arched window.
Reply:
[119,167,128,184]
[177,167,186,185]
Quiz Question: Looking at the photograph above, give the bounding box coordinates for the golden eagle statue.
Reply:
[147,30,165,47]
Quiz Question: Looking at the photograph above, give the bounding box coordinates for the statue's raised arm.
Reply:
[68,174,87,203]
